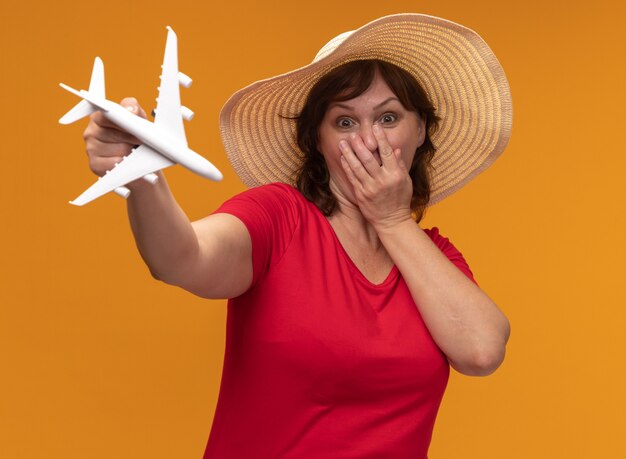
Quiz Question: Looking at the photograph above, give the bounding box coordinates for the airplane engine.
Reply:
[178,72,193,88]
[181,106,195,121]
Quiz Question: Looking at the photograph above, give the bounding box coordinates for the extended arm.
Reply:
[83,98,252,299]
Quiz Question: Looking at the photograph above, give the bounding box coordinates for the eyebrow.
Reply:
[330,97,400,111]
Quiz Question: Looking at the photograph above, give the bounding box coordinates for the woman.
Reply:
[83,14,511,459]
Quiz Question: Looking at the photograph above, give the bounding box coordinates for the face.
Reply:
[317,72,426,203]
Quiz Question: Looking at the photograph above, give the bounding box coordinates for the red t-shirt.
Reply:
[204,183,475,458]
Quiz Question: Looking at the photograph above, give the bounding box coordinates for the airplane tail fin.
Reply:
[87,56,105,98]
[59,57,105,125]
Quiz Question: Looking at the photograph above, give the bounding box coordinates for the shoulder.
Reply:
[423,226,453,251]
[239,182,303,199]
[220,182,302,203]
[216,183,305,219]
[423,226,477,283]
[214,183,308,287]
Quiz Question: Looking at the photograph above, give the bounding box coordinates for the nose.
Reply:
[360,124,378,152]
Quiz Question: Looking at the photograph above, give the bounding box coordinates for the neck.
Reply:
[328,184,381,251]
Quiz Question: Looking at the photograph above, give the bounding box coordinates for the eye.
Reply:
[379,113,397,124]
[336,117,355,129]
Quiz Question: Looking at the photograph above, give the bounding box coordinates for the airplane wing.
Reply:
[153,26,187,146]
[70,145,174,206]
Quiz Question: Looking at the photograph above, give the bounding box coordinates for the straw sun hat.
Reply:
[219,13,512,205]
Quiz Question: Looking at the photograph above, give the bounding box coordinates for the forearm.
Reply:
[126,173,200,285]
[376,219,510,376]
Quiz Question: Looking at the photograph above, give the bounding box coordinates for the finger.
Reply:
[372,124,399,170]
[88,154,127,177]
[340,155,360,187]
[120,97,148,120]
[347,134,381,176]
[89,110,117,129]
[339,139,371,182]
[89,96,146,131]
[85,118,141,145]
[85,137,133,176]
[393,148,408,172]
[86,136,133,159]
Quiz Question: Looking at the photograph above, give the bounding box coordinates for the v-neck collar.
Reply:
[316,210,399,288]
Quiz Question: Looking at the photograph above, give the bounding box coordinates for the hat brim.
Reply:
[219,13,512,205]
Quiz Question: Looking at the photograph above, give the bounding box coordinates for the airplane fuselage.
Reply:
[92,94,222,181]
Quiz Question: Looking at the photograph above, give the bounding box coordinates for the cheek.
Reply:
[416,117,427,146]
[388,130,419,165]
[401,150,416,169]
[317,125,333,154]
[318,129,346,161]
[317,138,338,167]
[386,131,414,154]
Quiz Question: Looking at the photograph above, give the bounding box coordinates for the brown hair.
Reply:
[295,59,439,222]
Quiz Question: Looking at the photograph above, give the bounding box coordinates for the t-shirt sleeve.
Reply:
[423,226,478,285]
[213,183,301,288]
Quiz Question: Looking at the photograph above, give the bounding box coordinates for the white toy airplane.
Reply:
[59,26,222,206]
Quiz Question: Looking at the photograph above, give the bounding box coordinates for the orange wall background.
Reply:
[1,0,624,457]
